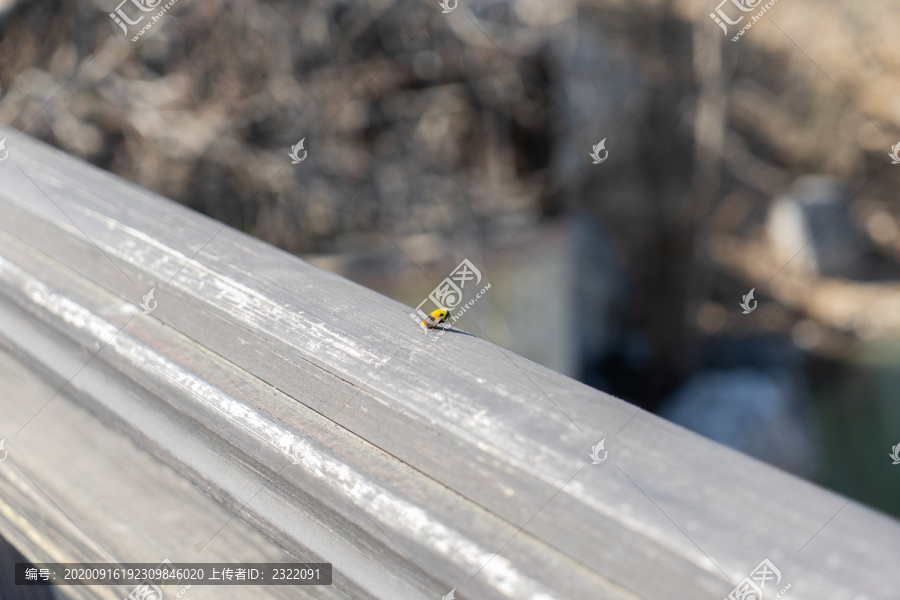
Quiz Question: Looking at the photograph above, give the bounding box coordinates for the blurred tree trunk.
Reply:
[667,18,730,372]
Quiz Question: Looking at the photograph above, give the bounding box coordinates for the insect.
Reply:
[420,308,450,330]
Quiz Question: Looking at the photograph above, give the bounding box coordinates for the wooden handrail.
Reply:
[0,127,897,599]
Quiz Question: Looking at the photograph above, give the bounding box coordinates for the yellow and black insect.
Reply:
[420,308,450,330]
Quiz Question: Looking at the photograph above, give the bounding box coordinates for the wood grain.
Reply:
[0,127,897,599]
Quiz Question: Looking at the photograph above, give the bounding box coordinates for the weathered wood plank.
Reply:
[0,216,626,599]
[0,349,343,600]
[0,128,898,599]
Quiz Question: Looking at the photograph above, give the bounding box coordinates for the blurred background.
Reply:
[0,0,898,519]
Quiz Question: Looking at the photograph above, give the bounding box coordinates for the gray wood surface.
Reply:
[0,349,331,600]
[0,126,898,599]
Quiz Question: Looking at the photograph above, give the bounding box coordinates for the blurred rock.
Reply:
[767,176,861,278]
[660,367,822,477]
